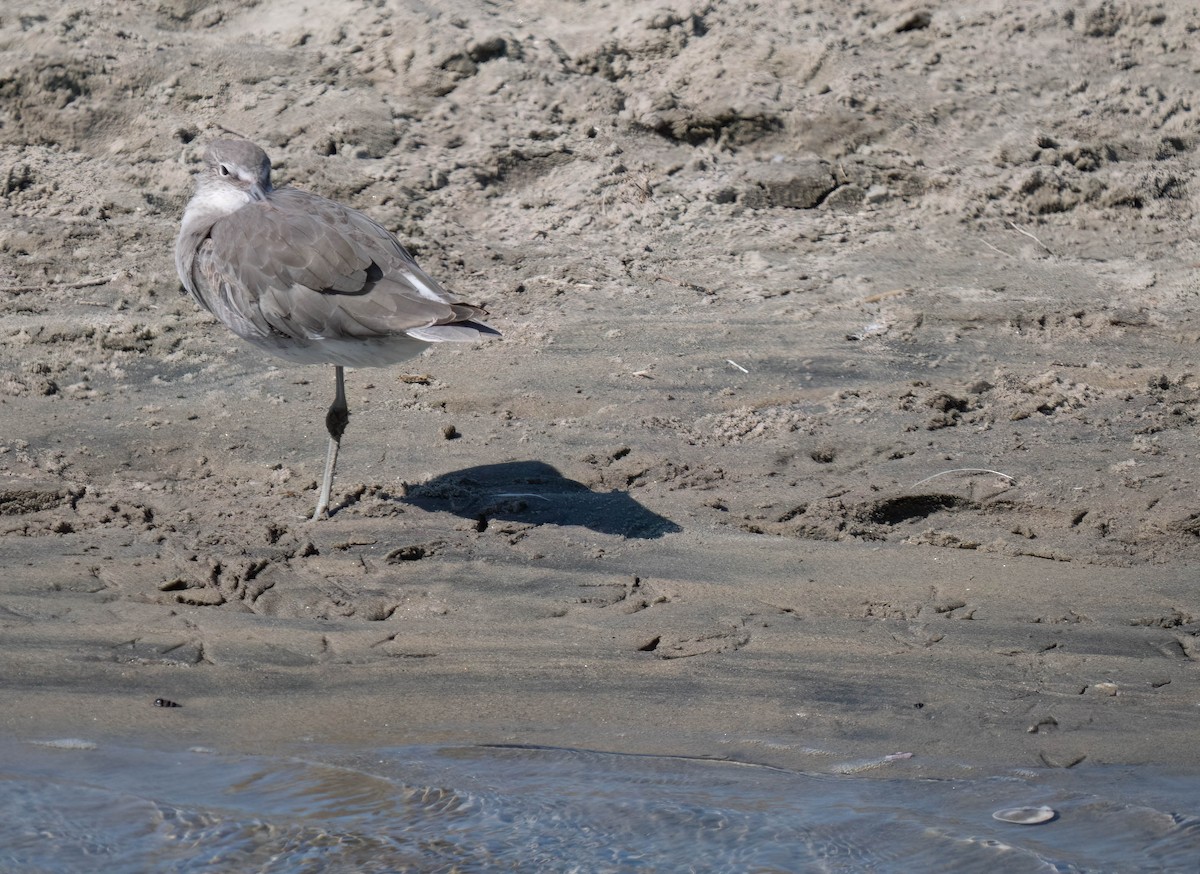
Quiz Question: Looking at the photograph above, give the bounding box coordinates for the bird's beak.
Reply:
[249,182,269,202]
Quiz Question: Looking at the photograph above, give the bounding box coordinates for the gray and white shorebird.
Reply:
[175,138,499,519]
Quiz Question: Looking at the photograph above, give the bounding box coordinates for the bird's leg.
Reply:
[312,365,349,520]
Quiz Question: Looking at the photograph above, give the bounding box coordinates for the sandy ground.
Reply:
[3,0,1200,777]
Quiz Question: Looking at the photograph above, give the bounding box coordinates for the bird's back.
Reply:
[176,150,496,367]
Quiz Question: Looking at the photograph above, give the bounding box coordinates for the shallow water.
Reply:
[2,739,1199,873]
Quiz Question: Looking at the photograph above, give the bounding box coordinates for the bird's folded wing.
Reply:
[198,191,472,341]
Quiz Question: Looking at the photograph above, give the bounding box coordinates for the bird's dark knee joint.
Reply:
[326,405,350,439]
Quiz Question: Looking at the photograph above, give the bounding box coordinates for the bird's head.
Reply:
[201,139,273,202]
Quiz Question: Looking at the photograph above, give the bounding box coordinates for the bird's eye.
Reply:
[218,164,231,176]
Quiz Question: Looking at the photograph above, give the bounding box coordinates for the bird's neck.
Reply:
[180,180,255,237]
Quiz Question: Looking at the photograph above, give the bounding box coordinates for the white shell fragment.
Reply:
[992,805,1057,825]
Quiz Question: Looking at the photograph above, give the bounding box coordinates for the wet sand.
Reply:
[3,0,1200,776]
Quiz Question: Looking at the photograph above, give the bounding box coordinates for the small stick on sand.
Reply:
[726,359,749,373]
[1007,221,1053,256]
[214,122,254,140]
[2,274,116,295]
[910,468,1015,488]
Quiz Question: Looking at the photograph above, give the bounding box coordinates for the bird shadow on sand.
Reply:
[399,461,682,539]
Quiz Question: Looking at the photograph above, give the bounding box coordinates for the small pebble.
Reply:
[441,424,460,440]
[992,805,1056,825]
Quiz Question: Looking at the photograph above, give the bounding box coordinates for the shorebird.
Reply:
[175,139,499,519]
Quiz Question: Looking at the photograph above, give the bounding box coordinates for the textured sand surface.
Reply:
[3,0,1200,774]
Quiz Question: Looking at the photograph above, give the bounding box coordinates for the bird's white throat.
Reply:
[182,181,254,230]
